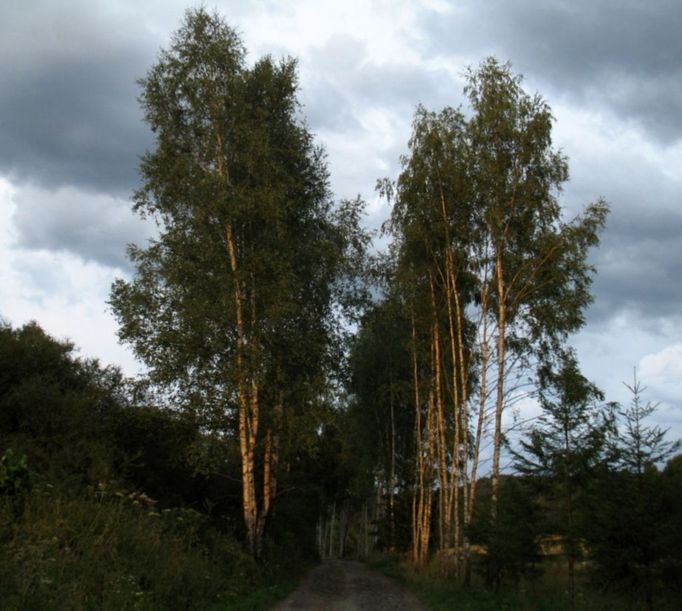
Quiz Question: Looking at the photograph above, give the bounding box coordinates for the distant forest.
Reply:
[2,8,680,611]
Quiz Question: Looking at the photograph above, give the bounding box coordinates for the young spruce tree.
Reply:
[585,373,680,610]
[514,352,610,611]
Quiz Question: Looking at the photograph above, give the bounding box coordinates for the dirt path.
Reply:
[272,559,428,611]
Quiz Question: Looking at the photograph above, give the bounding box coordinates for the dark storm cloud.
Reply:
[419,0,682,142]
[3,0,680,299]
[12,185,152,270]
[590,213,682,324]
[1,58,152,195]
[560,148,682,325]
[0,1,156,196]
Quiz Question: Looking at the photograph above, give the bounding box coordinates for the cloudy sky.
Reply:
[1,0,681,438]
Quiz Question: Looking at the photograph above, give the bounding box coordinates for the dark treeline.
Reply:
[2,8,681,611]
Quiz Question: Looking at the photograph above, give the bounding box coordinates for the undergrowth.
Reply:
[368,553,679,611]
[0,483,297,610]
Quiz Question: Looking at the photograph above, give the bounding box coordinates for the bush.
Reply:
[0,485,257,610]
[0,449,30,496]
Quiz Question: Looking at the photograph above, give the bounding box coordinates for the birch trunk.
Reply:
[258,382,283,548]
[490,250,506,520]
[389,374,397,551]
[429,273,451,557]
[411,315,432,567]
[225,223,260,555]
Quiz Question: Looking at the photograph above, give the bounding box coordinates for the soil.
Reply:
[272,559,428,611]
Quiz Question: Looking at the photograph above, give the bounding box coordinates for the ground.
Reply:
[272,559,427,611]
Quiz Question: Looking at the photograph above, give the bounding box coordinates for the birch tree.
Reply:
[110,9,359,556]
[378,58,607,576]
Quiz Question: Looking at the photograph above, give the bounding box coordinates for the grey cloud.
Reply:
[591,215,682,318]
[12,185,152,270]
[300,81,361,133]
[299,35,377,134]
[418,0,682,142]
[1,58,153,195]
[301,33,457,134]
[531,105,682,329]
[351,61,456,111]
[0,1,157,195]
[570,175,682,324]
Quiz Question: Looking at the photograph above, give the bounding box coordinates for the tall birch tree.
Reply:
[464,59,608,520]
[110,9,360,556]
[378,58,607,576]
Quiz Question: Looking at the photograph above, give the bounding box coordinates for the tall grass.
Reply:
[0,484,285,610]
[368,553,679,611]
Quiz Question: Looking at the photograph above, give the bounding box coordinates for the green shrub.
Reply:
[0,485,261,610]
[0,449,30,496]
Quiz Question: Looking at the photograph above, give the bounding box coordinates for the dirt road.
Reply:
[272,559,428,611]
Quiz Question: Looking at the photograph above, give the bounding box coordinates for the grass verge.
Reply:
[368,554,676,611]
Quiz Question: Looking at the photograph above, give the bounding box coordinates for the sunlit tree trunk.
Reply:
[411,315,433,567]
[225,223,260,555]
[437,182,463,577]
